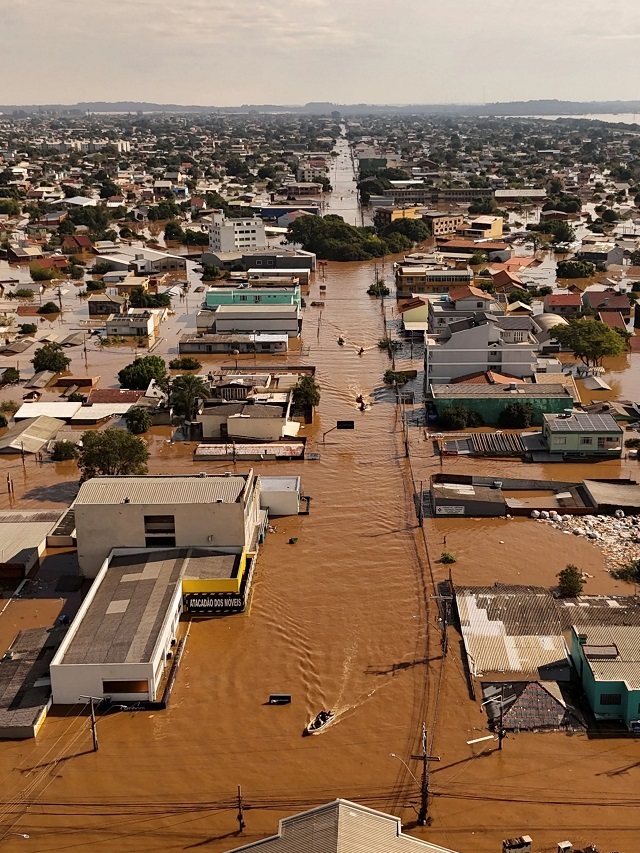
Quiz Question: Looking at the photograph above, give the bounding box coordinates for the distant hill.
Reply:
[1,99,640,118]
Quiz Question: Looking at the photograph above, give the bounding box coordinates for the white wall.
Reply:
[75,501,248,577]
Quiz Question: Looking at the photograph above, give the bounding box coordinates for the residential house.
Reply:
[533,314,570,352]
[61,235,93,254]
[577,241,624,268]
[225,799,458,853]
[424,313,538,390]
[428,285,502,338]
[198,399,299,442]
[87,292,127,318]
[542,412,623,457]
[394,264,473,299]
[544,293,583,317]
[570,625,640,731]
[583,289,631,319]
[598,310,627,332]
[105,309,161,346]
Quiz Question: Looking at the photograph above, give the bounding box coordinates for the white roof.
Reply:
[70,403,134,421]
[74,474,251,506]
[13,402,82,420]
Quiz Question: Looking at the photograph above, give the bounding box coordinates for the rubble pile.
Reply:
[530,509,640,571]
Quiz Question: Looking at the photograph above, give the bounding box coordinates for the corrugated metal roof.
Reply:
[74,475,248,505]
[69,403,134,422]
[574,625,640,688]
[0,518,62,563]
[25,371,57,389]
[0,416,65,454]
[457,585,568,677]
[14,402,82,421]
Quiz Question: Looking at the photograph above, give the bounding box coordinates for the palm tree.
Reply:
[170,374,209,422]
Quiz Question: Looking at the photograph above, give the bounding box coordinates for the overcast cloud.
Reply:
[3,0,640,105]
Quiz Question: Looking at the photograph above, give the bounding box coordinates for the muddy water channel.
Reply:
[1,144,640,853]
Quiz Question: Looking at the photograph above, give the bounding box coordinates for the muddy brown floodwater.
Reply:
[1,136,640,853]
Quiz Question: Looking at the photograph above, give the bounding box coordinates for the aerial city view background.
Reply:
[1,3,640,853]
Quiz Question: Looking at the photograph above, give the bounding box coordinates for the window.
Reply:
[144,515,175,534]
[600,693,622,706]
[554,436,566,445]
[580,437,593,446]
[103,680,149,694]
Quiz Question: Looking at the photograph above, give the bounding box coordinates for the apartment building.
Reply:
[424,313,538,390]
[395,264,474,298]
[208,211,267,252]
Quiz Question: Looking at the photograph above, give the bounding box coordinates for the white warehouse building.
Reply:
[73,472,264,578]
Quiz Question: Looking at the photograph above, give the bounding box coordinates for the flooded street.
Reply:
[2,136,640,853]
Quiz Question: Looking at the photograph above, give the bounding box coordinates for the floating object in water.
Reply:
[304,710,334,735]
[269,694,291,705]
[289,537,298,544]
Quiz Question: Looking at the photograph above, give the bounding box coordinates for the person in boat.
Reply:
[358,347,364,355]
[338,336,345,345]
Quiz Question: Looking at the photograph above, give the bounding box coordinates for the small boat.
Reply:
[304,710,334,735]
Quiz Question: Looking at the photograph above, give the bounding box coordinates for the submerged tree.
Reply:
[78,429,149,481]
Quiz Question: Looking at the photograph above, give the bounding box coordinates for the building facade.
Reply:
[570,626,640,730]
[424,315,538,389]
[73,473,263,577]
[395,264,474,298]
[208,212,267,252]
[542,412,623,457]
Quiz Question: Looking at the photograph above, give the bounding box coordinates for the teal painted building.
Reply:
[570,626,640,731]
[205,286,301,310]
[429,382,574,426]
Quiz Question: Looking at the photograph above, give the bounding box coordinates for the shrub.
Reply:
[0,367,19,385]
[51,440,79,461]
[611,560,640,584]
[439,552,456,564]
[557,564,585,598]
[625,438,640,449]
[498,401,535,429]
[12,289,35,300]
[86,279,105,291]
[0,414,7,428]
[18,323,37,335]
[293,375,321,408]
[168,356,202,371]
[383,370,409,385]
[125,406,152,434]
[0,400,19,414]
[438,404,484,430]
[37,302,60,314]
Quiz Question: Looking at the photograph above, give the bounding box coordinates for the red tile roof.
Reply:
[597,310,627,331]
[87,389,144,404]
[447,285,493,302]
[583,291,630,310]
[545,293,582,306]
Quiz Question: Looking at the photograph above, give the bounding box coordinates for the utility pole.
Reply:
[411,722,440,826]
[236,784,245,832]
[79,695,101,751]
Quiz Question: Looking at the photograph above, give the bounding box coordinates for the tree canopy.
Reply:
[128,287,171,309]
[557,564,585,598]
[287,214,412,261]
[551,318,626,367]
[78,429,149,480]
[292,375,321,408]
[118,355,167,389]
[31,342,71,373]
[170,374,209,420]
[125,406,152,434]
[556,259,595,279]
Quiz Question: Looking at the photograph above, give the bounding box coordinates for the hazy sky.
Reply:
[4,0,640,105]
